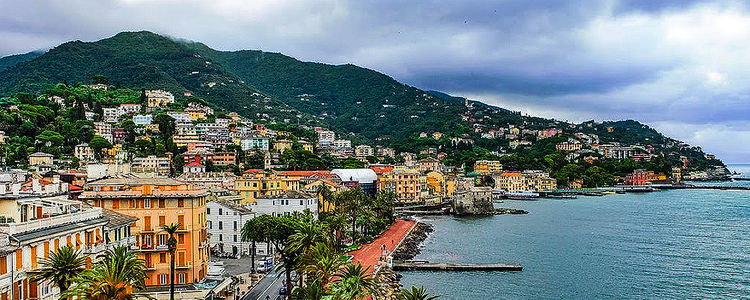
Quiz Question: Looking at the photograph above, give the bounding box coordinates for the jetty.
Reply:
[392,260,522,272]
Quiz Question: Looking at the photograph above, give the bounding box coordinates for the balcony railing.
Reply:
[0,207,102,234]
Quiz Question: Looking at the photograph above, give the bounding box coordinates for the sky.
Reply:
[2,0,750,162]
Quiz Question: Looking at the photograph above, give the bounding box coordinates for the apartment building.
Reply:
[0,195,135,300]
[252,191,318,219]
[474,160,503,174]
[206,198,254,256]
[80,178,209,287]
[234,170,302,204]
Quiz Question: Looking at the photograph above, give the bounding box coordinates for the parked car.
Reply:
[278,286,289,295]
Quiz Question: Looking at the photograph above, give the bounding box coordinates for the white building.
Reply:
[252,191,318,219]
[206,198,255,256]
[240,135,270,152]
[167,112,192,123]
[119,103,141,115]
[317,130,335,147]
[333,139,351,148]
[133,114,153,126]
[102,107,120,123]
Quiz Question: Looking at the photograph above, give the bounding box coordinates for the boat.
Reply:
[505,191,540,200]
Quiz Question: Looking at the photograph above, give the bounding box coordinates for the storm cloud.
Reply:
[2,0,750,162]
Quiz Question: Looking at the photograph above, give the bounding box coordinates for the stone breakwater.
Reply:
[372,267,403,300]
[392,222,434,261]
[495,208,529,215]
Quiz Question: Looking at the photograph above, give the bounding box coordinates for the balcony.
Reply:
[0,207,103,235]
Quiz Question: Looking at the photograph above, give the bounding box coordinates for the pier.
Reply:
[393,260,522,272]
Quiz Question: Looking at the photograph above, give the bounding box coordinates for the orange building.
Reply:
[80,178,209,287]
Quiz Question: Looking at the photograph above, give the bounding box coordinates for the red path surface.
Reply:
[350,219,416,274]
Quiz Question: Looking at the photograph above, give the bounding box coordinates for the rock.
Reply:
[494,208,528,215]
[392,222,433,261]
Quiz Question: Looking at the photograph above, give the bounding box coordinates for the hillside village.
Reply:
[0,80,730,299]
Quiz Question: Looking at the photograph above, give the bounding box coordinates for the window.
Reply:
[159,199,166,208]
[206,207,210,215]
[207,220,212,229]
[218,221,223,230]
[300,200,303,205]
[178,198,185,207]
[219,234,223,241]
[233,235,237,242]
[159,273,168,285]
[233,221,237,231]
[160,253,166,263]
[144,235,152,247]
[158,235,166,246]
[178,273,186,284]
[145,253,152,268]
[145,199,151,208]
[112,199,119,209]
[178,234,185,244]
[218,208,223,215]
[0,256,6,274]
[159,216,165,227]
[178,215,184,229]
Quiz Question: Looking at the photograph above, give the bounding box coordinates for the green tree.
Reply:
[89,136,112,160]
[64,245,148,299]
[397,286,440,300]
[32,246,86,294]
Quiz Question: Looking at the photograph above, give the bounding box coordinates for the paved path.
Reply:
[350,219,416,274]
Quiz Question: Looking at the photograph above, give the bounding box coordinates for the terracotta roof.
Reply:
[243,169,264,174]
[184,162,203,167]
[370,166,394,174]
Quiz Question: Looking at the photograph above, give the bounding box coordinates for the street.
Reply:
[242,270,285,300]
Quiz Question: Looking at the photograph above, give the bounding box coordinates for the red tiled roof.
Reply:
[370,166,394,174]
[185,162,202,167]
[244,169,264,174]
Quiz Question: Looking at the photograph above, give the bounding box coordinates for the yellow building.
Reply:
[234,170,302,204]
[299,140,314,152]
[303,179,340,213]
[274,140,293,152]
[188,110,207,121]
[28,152,53,166]
[425,171,446,198]
[381,168,423,203]
[80,178,209,287]
[494,170,557,192]
[145,90,174,108]
[474,160,502,174]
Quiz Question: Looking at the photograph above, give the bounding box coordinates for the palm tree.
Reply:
[324,213,348,251]
[290,277,325,300]
[396,286,440,300]
[161,223,180,300]
[32,245,86,294]
[330,263,376,300]
[64,245,148,299]
[241,217,266,273]
[298,242,345,292]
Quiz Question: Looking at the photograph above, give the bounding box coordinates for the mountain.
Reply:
[0,31,297,121]
[0,50,44,73]
[0,31,722,170]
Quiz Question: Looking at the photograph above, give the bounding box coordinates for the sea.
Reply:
[399,164,750,299]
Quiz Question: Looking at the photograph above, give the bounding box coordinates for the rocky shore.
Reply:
[392,222,434,261]
[495,208,529,215]
[372,267,403,300]
[374,221,434,299]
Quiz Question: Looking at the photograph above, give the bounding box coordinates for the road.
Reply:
[242,270,286,300]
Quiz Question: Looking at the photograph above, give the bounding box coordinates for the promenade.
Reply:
[350,219,416,274]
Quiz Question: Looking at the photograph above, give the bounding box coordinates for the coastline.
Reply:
[372,221,434,299]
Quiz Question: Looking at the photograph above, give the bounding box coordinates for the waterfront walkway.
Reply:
[350,218,416,274]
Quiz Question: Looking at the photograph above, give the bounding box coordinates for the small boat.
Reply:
[505,191,540,200]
